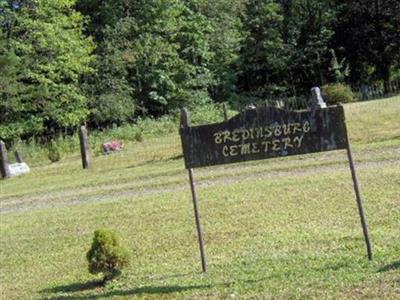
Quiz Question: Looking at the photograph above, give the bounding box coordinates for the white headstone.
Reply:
[9,162,30,177]
[311,87,327,109]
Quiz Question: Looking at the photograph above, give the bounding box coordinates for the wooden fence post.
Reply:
[15,150,23,163]
[222,103,228,121]
[0,140,10,179]
[79,126,92,169]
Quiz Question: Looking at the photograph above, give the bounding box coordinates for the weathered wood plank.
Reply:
[180,105,347,169]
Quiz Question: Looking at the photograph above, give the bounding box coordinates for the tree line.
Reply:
[1,0,399,142]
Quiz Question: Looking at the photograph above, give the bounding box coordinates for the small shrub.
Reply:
[322,83,355,105]
[47,141,61,162]
[86,229,129,283]
[190,103,225,125]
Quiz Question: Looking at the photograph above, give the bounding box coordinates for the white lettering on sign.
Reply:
[214,121,310,157]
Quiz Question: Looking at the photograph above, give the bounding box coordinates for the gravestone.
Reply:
[311,87,327,109]
[102,140,124,154]
[9,162,30,177]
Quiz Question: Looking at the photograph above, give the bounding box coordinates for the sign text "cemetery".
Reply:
[180,105,348,169]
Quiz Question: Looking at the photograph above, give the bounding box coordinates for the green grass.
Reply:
[1,96,400,299]
[346,97,400,143]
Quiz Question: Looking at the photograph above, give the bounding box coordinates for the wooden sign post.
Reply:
[0,140,10,179]
[179,87,372,272]
[312,87,372,260]
[180,109,208,273]
[343,117,373,260]
[79,126,92,169]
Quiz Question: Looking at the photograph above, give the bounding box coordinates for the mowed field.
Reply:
[1,97,399,299]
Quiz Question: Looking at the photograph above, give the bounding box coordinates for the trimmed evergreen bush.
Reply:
[86,229,129,283]
[322,83,355,105]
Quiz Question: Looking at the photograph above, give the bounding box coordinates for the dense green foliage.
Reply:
[86,229,129,282]
[332,0,400,84]
[0,0,95,141]
[322,83,355,105]
[239,0,285,98]
[1,0,399,142]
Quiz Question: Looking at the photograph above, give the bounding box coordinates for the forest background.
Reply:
[1,0,399,144]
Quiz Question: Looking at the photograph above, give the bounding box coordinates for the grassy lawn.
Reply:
[1,96,399,299]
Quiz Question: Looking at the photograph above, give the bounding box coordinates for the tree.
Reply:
[75,0,129,42]
[87,229,129,283]
[328,49,349,83]
[238,0,286,99]
[332,0,400,85]
[282,0,336,93]
[0,33,34,141]
[0,0,95,141]
[82,0,215,123]
[186,0,246,102]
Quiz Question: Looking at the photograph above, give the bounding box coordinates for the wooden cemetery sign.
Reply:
[181,105,347,168]
[179,88,372,273]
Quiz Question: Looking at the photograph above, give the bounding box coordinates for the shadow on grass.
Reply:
[125,160,156,169]
[40,280,103,294]
[42,283,211,300]
[378,260,400,272]
[125,154,183,169]
[170,154,183,160]
[41,267,270,300]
